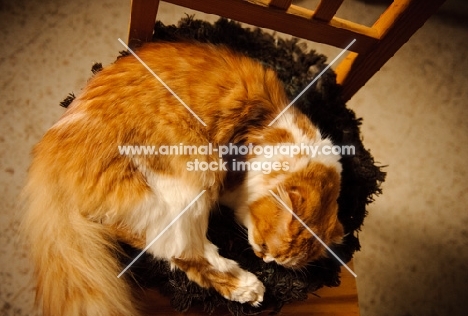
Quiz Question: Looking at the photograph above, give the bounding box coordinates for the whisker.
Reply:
[296,266,307,279]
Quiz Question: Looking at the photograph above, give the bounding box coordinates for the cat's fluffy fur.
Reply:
[22,42,344,315]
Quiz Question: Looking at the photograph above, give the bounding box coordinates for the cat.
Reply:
[21,42,344,315]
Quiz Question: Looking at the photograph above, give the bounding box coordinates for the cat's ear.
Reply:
[278,185,306,208]
[288,186,305,207]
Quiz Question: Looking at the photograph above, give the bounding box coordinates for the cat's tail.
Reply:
[21,166,141,315]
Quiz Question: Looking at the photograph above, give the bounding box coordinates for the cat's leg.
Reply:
[172,242,265,306]
[137,175,264,305]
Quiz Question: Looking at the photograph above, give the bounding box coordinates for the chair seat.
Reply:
[142,262,359,315]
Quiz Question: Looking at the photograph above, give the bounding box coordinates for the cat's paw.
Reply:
[226,270,265,307]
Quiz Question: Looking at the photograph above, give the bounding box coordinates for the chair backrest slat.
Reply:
[269,0,292,11]
[313,0,344,22]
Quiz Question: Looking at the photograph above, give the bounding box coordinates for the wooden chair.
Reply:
[127,0,445,101]
[126,0,445,314]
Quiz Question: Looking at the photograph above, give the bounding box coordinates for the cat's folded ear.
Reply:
[276,185,311,218]
[287,186,305,206]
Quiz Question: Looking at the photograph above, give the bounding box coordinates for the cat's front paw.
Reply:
[226,270,265,307]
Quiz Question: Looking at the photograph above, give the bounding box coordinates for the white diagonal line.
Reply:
[117,190,207,278]
[269,190,357,278]
[268,39,357,126]
[117,38,207,126]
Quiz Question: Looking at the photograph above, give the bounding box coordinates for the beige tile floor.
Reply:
[1,0,467,315]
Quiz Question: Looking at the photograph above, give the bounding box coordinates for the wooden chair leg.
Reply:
[128,0,161,48]
[335,0,445,101]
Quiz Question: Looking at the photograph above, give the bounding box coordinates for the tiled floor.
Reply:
[1,0,467,315]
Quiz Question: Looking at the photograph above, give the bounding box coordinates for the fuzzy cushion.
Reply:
[73,17,385,316]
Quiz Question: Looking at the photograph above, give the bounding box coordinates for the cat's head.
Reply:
[247,162,343,268]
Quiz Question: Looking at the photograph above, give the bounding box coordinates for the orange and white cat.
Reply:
[22,42,344,315]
